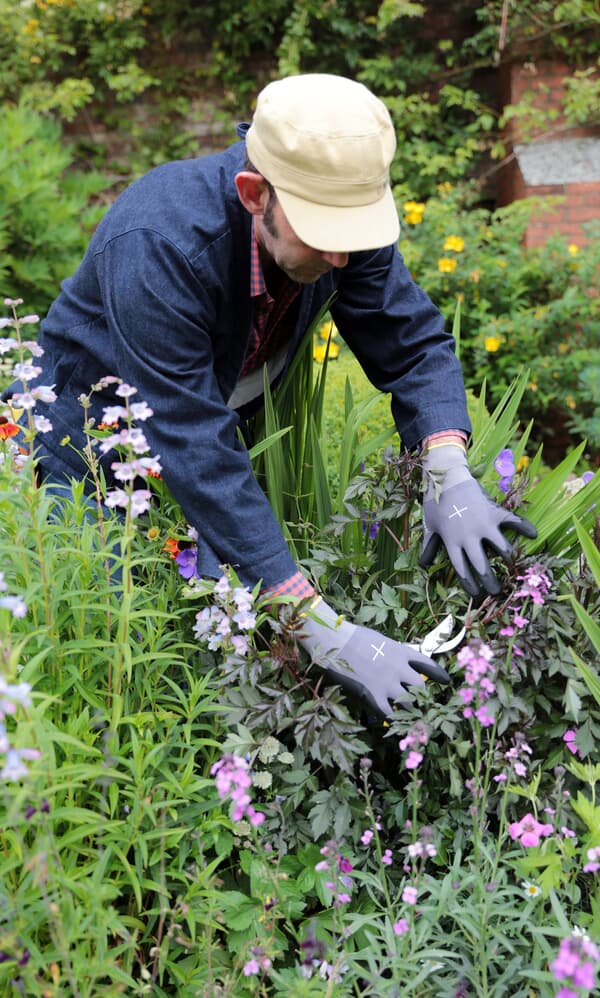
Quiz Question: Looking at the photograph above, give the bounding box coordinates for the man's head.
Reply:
[242,74,399,255]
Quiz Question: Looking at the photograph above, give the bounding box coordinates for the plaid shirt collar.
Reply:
[250,221,270,300]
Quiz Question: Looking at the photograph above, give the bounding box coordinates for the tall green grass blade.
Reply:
[247,426,293,460]
[469,368,530,474]
[452,298,461,361]
[573,515,600,586]
[309,416,333,527]
[525,450,599,557]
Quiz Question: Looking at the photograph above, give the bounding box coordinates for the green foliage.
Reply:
[1,298,600,992]
[0,0,159,114]
[0,104,107,317]
[397,185,600,459]
[246,307,396,566]
[1,0,598,227]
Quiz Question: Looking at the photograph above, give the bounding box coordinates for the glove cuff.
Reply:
[298,597,355,658]
[422,443,472,501]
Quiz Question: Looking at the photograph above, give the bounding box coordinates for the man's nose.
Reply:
[321,250,349,269]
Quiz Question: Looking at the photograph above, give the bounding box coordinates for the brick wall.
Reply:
[496,60,600,247]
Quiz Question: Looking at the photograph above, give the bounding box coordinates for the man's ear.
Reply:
[235,172,271,215]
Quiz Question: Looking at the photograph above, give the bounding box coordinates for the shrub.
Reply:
[0,104,107,318]
[396,184,600,462]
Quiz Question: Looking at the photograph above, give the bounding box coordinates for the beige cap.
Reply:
[245,74,400,253]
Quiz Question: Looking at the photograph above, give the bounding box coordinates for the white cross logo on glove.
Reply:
[448,504,469,519]
[370,641,386,661]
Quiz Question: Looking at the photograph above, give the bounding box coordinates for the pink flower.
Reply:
[382,849,393,866]
[361,829,374,845]
[243,958,260,976]
[563,730,581,757]
[211,754,265,826]
[335,892,351,906]
[550,933,600,996]
[402,885,418,905]
[393,918,409,935]
[583,846,600,873]
[405,751,423,770]
[509,812,554,847]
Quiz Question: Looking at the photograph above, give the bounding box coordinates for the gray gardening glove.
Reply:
[420,444,537,597]
[298,598,450,717]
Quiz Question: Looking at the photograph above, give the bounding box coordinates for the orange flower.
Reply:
[163,537,181,559]
[0,418,20,441]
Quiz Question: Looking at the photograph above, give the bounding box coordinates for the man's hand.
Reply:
[420,443,537,597]
[298,598,450,717]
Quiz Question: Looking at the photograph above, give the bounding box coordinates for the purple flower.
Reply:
[494,448,516,493]
[175,547,198,580]
[393,918,409,935]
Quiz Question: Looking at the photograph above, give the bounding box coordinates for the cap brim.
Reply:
[274,184,400,253]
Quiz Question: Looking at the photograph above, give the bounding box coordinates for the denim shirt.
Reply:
[12,127,470,588]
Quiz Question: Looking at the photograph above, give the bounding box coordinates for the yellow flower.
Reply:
[23,17,39,34]
[496,259,508,268]
[568,243,579,256]
[438,257,457,273]
[437,181,452,195]
[528,381,538,391]
[146,526,160,540]
[558,342,569,354]
[517,455,530,472]
[566,396,576,409]
[29,55,41,63]
[403,200,425,225]
[313,340,340,363]
[469,269,481,283]
[484,336,501,353]
[318,320,338,341]
[443,235,465,253]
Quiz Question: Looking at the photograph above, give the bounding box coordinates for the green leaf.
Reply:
[570,792,600,835]
[569,647,600,707]
[219,891,261,932]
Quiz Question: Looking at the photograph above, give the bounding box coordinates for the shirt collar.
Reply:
[250,221,268,299]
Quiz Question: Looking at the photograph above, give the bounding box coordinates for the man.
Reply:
[5,74,536,715]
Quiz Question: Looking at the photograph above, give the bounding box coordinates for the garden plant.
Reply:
[0,298,599,996]
[1,2,599,994]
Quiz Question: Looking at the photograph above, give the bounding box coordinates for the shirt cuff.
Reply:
[421,429,468,454]
[264,570,316,600]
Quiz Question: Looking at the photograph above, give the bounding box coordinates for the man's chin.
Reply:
[286,266,331,284]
